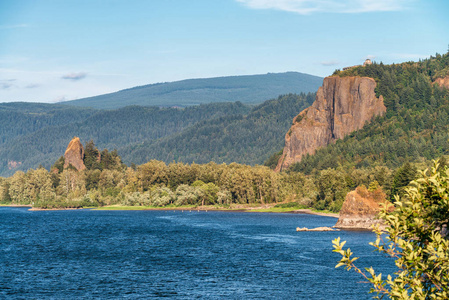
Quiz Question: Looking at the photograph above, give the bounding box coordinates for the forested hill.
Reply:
[121,93,315,165]
[0,102,250,176]
[0,102,97,147]
[61,72,323,109]
[289,51,449,173]
[0,93,313,176]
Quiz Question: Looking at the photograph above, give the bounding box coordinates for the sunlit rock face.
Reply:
[64,137,85,171]
[334,187,389,230]
[276,76,386,171]
[435,76,449,89]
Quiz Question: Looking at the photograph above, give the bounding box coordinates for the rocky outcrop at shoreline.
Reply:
[334,186,390,230]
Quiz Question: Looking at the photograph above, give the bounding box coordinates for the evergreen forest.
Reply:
[0,94,313,177]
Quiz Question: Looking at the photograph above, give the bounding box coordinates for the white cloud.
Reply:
[0,82,13,90]
[236,0,407,14]
[0,79,16,90]
[321,60,339,66]
[0,67,121,103]
[61,72,87,81]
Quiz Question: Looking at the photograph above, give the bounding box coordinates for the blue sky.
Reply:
[0,0,448,103]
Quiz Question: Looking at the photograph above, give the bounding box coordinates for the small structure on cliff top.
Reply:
[363,59,372,66]
[334,184,390,230]
[63,137,86,171]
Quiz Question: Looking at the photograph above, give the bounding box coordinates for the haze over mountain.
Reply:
[61,72,323,109]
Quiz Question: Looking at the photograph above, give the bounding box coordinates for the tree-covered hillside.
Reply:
[122,93,315,166]
[0,102,250,176]
[0,94,313,177]
[61,72,323,109]
[289,51,449,174]
[0,102,96,145]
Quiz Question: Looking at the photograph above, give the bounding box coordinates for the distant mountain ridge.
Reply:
[61,72,323,109]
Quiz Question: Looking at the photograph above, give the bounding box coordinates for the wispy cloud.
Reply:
[25,83,40,89]
[61,72,87,81]
[236,0,407,14]
[0,79,16,89]
[0,82,13,89]
[0,24,28,29]
[321,60,339,66]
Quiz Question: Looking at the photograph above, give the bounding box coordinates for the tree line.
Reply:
[2,139,440,211]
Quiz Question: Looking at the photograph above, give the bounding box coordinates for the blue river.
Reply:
[0,207,394,299]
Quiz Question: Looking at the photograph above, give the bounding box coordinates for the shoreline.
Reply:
[18,204,339,217]
[28,207,84,211]
[2,203,339,218]
[290,209,339,218]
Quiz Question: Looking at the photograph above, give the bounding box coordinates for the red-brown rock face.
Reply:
[434,76,449,89]
[275,76,386,171]
[64,137,85,171]
[334,186,389,230]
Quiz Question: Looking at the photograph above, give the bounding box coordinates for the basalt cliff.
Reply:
[64,137,86,171]
[275,76,386,171]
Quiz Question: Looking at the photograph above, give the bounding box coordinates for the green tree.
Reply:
[8,171,26,204]
[84,140,101,170]
[391,162,417,199]
[333,161,449,299]
[0,178,11,203]
[315,168,349,212]
[51,156,65,173]
[192,180,219,206]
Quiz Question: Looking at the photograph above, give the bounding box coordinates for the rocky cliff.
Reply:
[275,76,386,171]
[64,137,85,171]
[334,186,389,230]
[435,76,449,89]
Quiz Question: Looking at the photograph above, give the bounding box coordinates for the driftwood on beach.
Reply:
[296,226,338,232]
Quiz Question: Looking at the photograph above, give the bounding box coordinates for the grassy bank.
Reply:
[92,203,339,217]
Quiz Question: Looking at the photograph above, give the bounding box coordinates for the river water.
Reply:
[0,207,394,299]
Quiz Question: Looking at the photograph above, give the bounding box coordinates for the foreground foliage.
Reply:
[333,161,449,299]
